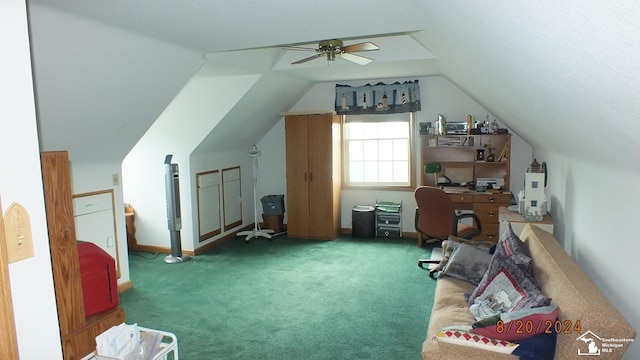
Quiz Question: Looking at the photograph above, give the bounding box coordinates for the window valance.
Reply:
[335,80,421,115]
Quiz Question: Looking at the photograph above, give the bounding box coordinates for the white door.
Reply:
[222,166,242,229]
[197,171,221,241]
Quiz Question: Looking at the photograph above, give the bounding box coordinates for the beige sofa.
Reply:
[423,224,637,359]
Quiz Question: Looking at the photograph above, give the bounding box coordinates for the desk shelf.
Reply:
[420,134,511,189]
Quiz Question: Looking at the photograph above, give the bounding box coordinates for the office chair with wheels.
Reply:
[414,186,482,277]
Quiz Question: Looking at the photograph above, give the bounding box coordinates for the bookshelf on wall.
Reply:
[420,134,511,189]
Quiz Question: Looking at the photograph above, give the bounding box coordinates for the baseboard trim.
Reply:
[118,280,133,293]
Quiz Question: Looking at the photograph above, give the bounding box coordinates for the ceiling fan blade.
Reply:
[291,53,325,65]
[339,52,373,65]
[283,45,318,52]
[342,42,379,53]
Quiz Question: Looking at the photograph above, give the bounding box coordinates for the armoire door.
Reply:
[285,114,341,240]
[285,115,310,238]
[307,115,337,239]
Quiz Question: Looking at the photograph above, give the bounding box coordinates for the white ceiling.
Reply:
[33,0,441,83]
[26,0,640,171]
[32,0,431,53]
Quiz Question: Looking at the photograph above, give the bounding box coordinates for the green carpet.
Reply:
[119,234,437,360]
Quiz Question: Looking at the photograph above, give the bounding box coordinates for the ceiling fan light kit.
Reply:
[289,38,379,65]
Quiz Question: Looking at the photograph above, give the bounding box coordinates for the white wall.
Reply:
[257,76,532,233]
[539,149,640,358]
[122,70,261,252]
[1,0,62,358]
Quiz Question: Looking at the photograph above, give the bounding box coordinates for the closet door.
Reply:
[222,166,242,230]
[285,115,311,238]
[197,170,221,241]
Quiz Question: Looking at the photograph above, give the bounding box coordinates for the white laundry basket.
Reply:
[81,326,178,360]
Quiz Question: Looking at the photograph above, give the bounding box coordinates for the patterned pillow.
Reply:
[467,223,551,320]
[439,243,492,285]
[471,305,559,341]
[434,326,519,354]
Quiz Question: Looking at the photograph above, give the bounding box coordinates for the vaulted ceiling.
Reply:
[27,0,640,171]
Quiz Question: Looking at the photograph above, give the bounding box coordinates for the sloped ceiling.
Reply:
[27,0,640,171]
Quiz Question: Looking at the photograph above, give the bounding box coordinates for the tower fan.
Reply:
[237,145,274,243]
[163,154,191,263]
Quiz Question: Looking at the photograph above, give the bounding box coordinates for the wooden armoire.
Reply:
[41,151,125,359]
[285,114,341,240]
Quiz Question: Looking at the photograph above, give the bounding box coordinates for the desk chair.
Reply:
[414,186,482,277]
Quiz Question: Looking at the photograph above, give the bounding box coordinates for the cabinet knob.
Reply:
[489,197,495,202]
[489,212,495,217]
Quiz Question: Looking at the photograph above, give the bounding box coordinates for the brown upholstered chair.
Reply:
[414,186,482,275]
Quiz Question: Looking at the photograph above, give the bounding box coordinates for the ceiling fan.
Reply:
[286,39,379,65]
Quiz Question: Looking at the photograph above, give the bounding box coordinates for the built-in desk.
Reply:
[444,188,513,243]
[417,188,513,246]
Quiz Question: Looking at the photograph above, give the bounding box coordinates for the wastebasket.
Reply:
[261,195,285,216]
[262,214,284,233]
[352,205,375,239]
[261,195,285,233]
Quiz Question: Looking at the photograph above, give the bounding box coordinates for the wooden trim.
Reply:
[41,151,126,359]
[0,195,19,360]
[279,110,336,116]
[117,280,133,293]
[41,151,87,335]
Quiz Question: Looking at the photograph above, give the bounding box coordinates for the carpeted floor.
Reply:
[119,234,437,360]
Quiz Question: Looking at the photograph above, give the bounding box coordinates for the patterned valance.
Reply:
[335,80,421,115]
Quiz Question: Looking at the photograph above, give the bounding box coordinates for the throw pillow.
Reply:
[467,224,551,320]
[471,305,559,341]
[439,243,492,285]
[432,236,494,274]
[434,326,519,354]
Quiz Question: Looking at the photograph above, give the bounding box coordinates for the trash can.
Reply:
[261,195,285,233]
[352,205,375,239]
[262,214,284,233]
[261,194,285,216]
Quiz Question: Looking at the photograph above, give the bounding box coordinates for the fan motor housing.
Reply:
[319,39,343,60]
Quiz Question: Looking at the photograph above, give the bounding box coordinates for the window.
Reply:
[343,113,414,188]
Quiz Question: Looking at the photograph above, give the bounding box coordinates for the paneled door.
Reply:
[197,170,221,241]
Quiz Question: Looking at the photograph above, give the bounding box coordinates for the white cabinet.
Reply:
[73,189,120,278]
[222,166,242,230]
[197,170,221,241]
[498,206,554,238]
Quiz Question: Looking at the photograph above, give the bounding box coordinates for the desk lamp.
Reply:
[424,162,441,186]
